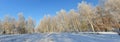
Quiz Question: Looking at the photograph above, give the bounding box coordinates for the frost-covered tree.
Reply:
[56,9,67,32]
[36,0,120,33]
[0,19,3,34]
[2,15,16,34]
[17,13,27,34]
[50,17,57,32]
[37,15,51,33]
[68,9,81,32]
[26,17,35,34]
[93,0,120,31]
[105,0,120,28]
[78,1,95,32]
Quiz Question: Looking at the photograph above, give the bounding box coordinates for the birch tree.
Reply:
[78,1,95,32]
[56,9,67,32]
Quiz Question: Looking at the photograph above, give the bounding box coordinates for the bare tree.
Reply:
[37,15,51,33]
[2,15,15,34]
[68,9,81,32]
[105,0,120,28]
[0,19,3,34]
[36,0,120,33]
[26,16,35,34]
[17,13,27,34]
[94,0,120,31]
[78,1,95,32]
[56,9,67,32]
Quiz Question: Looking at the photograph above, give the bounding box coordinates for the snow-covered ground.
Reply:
[0,32,120,42]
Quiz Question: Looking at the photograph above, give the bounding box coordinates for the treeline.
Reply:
[0,13,35,34]
[0,0,120,34]
[36,0,120,33]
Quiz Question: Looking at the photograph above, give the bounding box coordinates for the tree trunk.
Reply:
[89,21,95,32]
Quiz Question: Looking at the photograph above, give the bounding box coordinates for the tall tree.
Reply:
[17,13,27,34]
[56,9,67,32]
[68,9,81,32]
[105,0,120,25]
[2,15,15,34]
[78,1,95,32]
[26,17,35,33]
[0,19,3,34]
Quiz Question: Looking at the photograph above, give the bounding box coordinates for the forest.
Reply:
[0,0,120,34]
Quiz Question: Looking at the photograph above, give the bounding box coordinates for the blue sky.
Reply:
[0,0,98,25]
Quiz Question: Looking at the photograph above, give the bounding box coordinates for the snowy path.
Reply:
[0,33,120,42]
